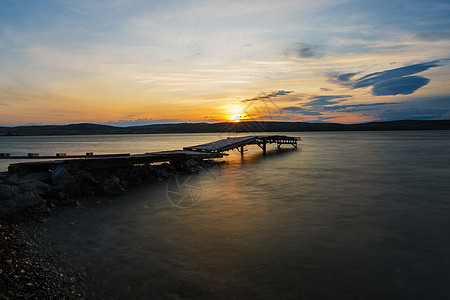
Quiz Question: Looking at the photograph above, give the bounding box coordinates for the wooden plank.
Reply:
[184,136,257,152]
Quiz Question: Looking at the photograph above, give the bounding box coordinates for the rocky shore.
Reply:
[0,158,211,220]
[1,222,92,299]
[0,158,219,299]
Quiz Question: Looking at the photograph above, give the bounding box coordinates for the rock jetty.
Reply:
[0,158,215,220]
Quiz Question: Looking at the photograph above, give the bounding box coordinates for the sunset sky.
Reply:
[0,0,449,126]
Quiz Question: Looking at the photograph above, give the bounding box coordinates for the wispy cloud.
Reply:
[303,95,352,106]
[284,42,321,59]
[101,118,184,127]
[281,106,323,115]
[322,102,400,112]
[241,90,293,102]
[328,72,359,86]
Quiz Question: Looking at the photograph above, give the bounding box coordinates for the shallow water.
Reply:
[6,131,450,299]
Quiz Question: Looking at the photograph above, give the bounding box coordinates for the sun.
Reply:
[223,103,247,122]
[229,114,243,122]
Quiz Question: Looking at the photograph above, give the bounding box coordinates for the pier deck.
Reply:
[184,135,299,154]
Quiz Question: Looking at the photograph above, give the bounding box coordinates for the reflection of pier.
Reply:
[184,135,299,156]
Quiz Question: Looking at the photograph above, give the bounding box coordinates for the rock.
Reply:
[0,190,48,219]
[51,167,81,197]
[103,176,126,195]
[23,171,51,182]
[43,188,66,201]
[73,170,99,196]
[51,167,75,187]
[0,184,19,200]
[184,158,198,168]
[154,167,168,178]
[18,180,50,195]
[161,163,176,172]
[5,173,18,183]
[14,190,45,208]
[73,170,98,185]
[0,171,9,183]
[27,202,51,215]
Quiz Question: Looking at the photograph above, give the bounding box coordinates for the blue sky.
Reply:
[0,0,449,125]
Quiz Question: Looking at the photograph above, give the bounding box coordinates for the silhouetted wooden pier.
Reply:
[6,135,299,175]
[184,135,299,155]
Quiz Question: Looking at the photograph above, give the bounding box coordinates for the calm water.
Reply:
[3,131,450,299]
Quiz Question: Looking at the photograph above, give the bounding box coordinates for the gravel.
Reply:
[0,220,95,299]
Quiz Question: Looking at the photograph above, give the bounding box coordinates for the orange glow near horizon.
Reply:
[223,103,248,123]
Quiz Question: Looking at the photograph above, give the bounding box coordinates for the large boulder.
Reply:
[51,167,75,187]
[73,170,99,196]
[73,170,98,185]
[51,167,80,197]
[103,176,126,195]
[0,187,48,219]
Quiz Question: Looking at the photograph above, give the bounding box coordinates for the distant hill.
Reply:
[0,120,449,136]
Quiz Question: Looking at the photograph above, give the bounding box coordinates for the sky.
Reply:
[0,0,449,126]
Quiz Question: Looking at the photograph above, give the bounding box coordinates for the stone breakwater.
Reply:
[0,158,220,298]
[0,158,216,220]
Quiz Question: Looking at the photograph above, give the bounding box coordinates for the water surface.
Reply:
[4,131,450,299]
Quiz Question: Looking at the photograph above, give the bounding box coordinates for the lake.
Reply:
[2,131,450,299]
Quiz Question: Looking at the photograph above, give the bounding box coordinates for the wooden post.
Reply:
[240,146,244,157]
[262,141,266,155]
